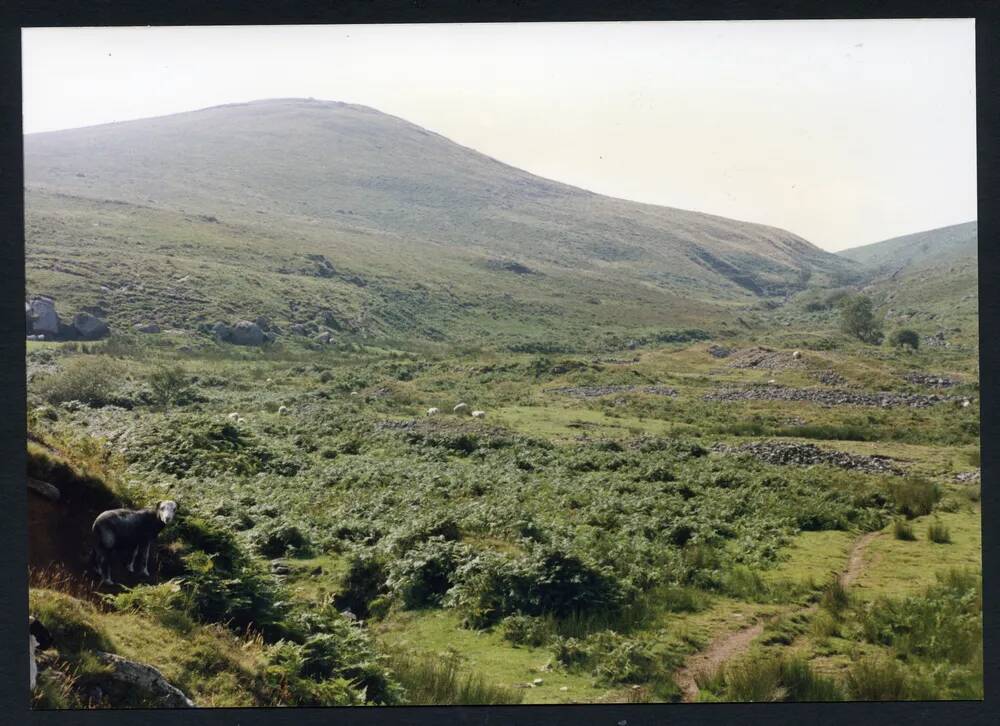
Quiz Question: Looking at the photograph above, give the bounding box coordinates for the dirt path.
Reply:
[673,530,881,702]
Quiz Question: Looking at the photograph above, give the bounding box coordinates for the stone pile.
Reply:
[549,385,678,398]
[713,441,904,475]
[704,383,960,409]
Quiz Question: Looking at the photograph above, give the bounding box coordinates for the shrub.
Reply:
[250,520,312,559]
[893,518,916,541]
[147,365,197,406]
[334,552,388,619]
[887,477,941,518]
[446,546,622,628]
[386,538,471,609]
[890,329,920,350]
[500,614,550,647]
[839,295,883,344]
[927,519,952,544]
[846,656,911,700]
[34,356,128,407]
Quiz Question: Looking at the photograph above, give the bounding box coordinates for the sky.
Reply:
[22,20,976,251]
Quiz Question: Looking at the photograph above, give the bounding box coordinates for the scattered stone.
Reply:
[134,322,161,334]
[229,320,265,346]
[704,384,960,409]
[559,686,569,692]
[315,330,333,344]
[902,372,960,388]
[211,322,232,342]
[727,347,804,371]
[454,402,471,415]
[713,441,904,475]
[812,370,847,386]
[549,385,678,398]
[28,297,60,336]
[278,405,290,416]
[72,311,110,340]
[94,652,196,708]
[270,560,291,575]
[955,470,980,483]
[707,344,732,359]
[532,678,544,686]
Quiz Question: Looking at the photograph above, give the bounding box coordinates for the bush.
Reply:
[500,614,551,647]
[846,656,911,700]
[888,477,941,518]
[250,520,312,558]
[334,552,388,619]
[147,365,198,406]
[35,356,128,407]
[890,329,920,350]
[927,519,952,544]
[893,518,916,541]
[386,538,471,609]
[446,546,621,628]
[839,295,883,344]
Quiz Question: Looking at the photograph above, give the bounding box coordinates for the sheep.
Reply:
[226,412,240,422]
[29,616,53,690]
[90,501,178,586]
[792,350,802,360]
[278,405,289,415]
[453,402,470,415]
[471,410,486,419]
[237,417,246,425]
[426,407,440,416]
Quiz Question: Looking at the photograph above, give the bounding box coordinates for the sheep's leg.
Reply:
[97,550,114,586]
[141,541,151,577]
[127,545,140,573]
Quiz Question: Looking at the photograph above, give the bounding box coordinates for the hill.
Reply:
[838,221,977,278]
[838,222,978,347]
[24,98,860,350]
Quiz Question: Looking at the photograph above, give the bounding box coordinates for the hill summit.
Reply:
[24,98,860,347]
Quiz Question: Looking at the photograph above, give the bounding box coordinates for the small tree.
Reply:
[839,295,883,344]
[889,329,920,350]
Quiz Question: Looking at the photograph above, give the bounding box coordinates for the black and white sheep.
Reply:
[29,616,53,690]
[90,501,177,586]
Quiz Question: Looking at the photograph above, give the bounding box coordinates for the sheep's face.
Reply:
[157,500,178,524]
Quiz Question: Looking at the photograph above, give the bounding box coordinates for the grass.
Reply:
[386,651,524,705]
[892,519,916,541]
[927,519,952,544]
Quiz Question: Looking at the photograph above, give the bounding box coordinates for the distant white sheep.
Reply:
[792,350,802,360]
[278,405,289,416]
[453,403,470,415]
[471,410,486,419]
[227,412,240,422]
[426,407,440,416]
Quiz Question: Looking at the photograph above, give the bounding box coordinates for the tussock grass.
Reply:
[892,519,916,541]
[386,651,524,705]
[707,654,843,702]
[927,519,951,544]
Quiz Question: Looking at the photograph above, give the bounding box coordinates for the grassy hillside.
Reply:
[838,222,977,276]
[24,99,861,350]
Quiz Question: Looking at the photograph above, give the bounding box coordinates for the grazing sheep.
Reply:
[91,501,178,586]
[453,402,470,415]
[227,412,240,422]
[767,379,776,384]
[471,410,486,419]
[792,350,802,360]
[29,617,53,690]
[278,405,289,415]
[426,407,440,416]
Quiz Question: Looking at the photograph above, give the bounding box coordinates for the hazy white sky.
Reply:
[22,21,976,251]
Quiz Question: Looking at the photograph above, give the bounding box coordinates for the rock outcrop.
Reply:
[72,311,110,340]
